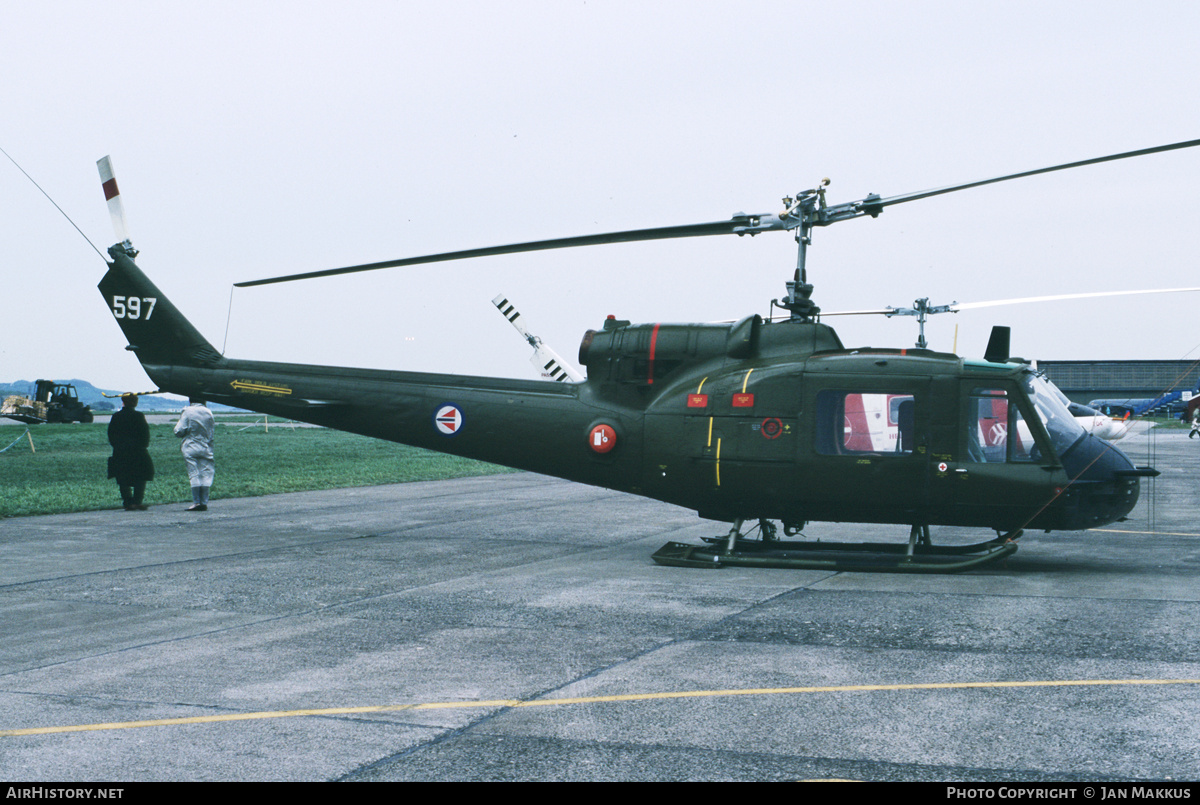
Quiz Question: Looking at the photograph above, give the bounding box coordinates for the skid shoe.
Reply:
[651,521,1020,573]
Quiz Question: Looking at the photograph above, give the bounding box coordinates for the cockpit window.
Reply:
[966,376,1086,464]
[1025,373,1087,456]
[967,388,1036,463]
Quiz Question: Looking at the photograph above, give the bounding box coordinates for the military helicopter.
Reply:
[95,141,1200,572]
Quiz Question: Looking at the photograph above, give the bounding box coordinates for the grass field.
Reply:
[2,414,1188,518]
[0,421,514,518]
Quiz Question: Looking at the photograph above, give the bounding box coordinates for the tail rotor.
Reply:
[492,294,584,382]
[96,155,136,256]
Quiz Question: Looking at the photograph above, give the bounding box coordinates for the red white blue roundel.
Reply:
[434,403,464,436]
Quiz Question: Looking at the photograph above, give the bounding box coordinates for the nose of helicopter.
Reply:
[1046,434,1147,530]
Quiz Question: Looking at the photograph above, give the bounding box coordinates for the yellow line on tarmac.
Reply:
[1093,528,1200,537]
[3,678,1199,738]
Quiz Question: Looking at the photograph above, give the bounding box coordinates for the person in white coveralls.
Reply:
[174,399,215,511]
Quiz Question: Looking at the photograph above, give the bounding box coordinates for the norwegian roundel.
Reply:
[434,403,464,436]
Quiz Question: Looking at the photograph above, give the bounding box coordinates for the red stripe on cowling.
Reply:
[647,323,660,385]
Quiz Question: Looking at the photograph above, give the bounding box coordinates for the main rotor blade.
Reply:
[818,308,896,317]
[235,217,768,287]
[871,137,1200,210]
[950,287,1200,311]
[236,136,1200,288]
[820,287,1200,318]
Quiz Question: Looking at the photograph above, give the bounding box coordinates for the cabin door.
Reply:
[801,376,933,524]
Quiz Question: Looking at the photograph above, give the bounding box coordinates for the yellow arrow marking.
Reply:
[230,380,293,396]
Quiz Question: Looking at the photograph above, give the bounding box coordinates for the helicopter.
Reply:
[94,141,1200,573]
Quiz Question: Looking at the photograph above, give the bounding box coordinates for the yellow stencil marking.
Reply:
[230,379,293,397]
[715,437,721,486]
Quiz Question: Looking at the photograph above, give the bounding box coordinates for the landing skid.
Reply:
[651,522,1020,573]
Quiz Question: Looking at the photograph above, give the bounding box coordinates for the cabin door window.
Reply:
[967,388,1036,463]
[815,391,917,455]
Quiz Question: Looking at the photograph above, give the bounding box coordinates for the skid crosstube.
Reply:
[651,534,1019,573]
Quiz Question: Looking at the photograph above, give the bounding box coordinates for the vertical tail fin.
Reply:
[94,157,221,375]
[98,246,223,371]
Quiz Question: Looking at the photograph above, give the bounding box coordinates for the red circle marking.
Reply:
[588,424,616,454]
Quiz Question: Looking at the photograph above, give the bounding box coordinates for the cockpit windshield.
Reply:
[1024,373,1087,456]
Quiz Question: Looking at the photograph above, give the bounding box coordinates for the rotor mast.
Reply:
[886,298,956,349]
[774,178,885,322]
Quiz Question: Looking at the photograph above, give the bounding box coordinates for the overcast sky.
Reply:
[4,1,1200,391]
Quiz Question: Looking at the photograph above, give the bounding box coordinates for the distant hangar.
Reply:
[1038,360,1200,406]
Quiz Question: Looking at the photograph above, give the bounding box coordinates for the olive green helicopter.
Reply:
[95,140,1200,572]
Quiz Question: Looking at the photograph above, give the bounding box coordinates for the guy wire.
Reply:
[223,285,235,356]
[0,145,107,262]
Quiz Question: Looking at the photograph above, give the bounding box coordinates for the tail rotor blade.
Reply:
[492,293,585,382]
[96,156,132,247]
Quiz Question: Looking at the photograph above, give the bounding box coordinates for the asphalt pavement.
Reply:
[1,430,1198,781]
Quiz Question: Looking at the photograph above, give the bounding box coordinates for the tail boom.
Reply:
[100,247,642,489]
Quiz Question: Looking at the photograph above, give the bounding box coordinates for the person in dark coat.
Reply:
[107,394,154,510]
